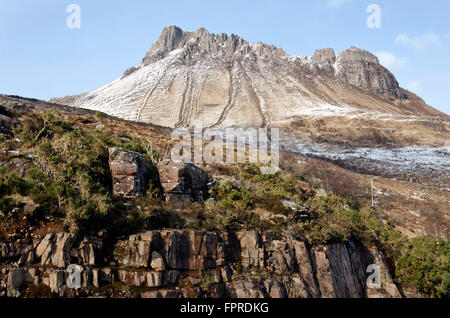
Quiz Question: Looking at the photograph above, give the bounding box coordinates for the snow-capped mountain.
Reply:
[51,25,445,128]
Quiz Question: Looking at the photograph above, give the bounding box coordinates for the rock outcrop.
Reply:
[157,160,208,202]
[108,147,150,197]
[335,46,406,100]
[0,106,19,137]
[0,230,401,298]
[142,25,188,65]
[312,48,336,73]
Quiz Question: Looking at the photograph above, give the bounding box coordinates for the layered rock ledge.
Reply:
[0,230,400,298]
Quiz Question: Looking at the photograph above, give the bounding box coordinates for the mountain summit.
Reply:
[52,25,445,127]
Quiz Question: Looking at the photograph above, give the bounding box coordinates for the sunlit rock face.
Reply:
[51,25,444,128]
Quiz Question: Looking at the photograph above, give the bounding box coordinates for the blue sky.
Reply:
[0,0,449,114]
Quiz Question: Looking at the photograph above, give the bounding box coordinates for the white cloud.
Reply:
[395,32,443,52]
[445,31,450,38]
[375,52,409,69]
[326,0,353,8]
[406,80,420,93]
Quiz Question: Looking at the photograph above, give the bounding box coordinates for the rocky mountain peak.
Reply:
[337,46,380,65]
[142,25,187,65]
[159,25,185,49]
[334,46,405,100]
[142,26,277,65]
[52,26,444,127]
[312,48,336,65]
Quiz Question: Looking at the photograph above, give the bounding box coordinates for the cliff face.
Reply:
[50,26,445,128]
[0,230,400,298]
[334,47,406,100]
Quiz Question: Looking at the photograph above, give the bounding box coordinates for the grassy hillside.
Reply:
[0,106,448,298]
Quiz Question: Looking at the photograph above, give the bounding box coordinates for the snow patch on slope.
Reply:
[73,49,184,121]
[281,135,450,187]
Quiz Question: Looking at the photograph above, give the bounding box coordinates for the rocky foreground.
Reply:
[1,96,447,298]
[1,229,400,298]
[2,143,401,298]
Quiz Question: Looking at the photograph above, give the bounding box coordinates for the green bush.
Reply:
[396,237,450,298]
[0,197,15,212]
[7,111,165,232]
[5,173,33,196]
[211,181,255,209]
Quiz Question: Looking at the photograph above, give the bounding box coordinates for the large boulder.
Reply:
[108,147,150,197]
[157,160,207,202]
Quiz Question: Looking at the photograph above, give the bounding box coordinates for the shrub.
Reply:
[239,164,260,179]
[5,173,33,196]
[212,181,255,210]
[424,209,449,241]
[0,197,15,213]
[301,158,366,208]
[395,237,450,298]
[8,111,163,232]
[255,194,291,215]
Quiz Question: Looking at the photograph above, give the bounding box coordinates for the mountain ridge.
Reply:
[50,25,447,127]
